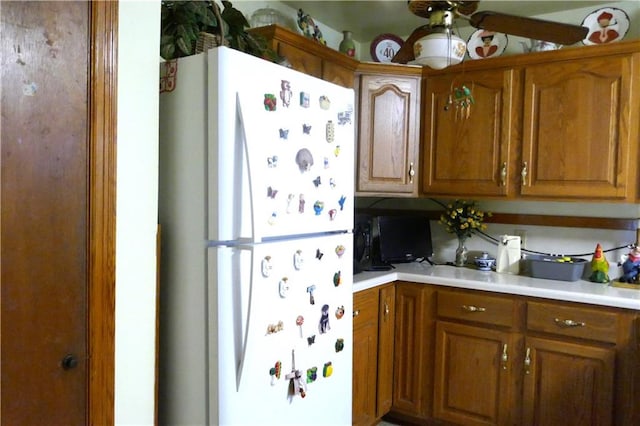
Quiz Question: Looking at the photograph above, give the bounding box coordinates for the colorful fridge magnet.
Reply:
[279,128,289,139]
[323,361,333,378]
[300,92,310,108]
[279,278,290,298]
[296,315,305,338]
[333,270,342,286]
[267,155,278,167]
[263,94,277,111]
[329,178,336,188]
[302,123,312,134]
[319,304,330,333]
[328,209,337,221]
[337,108,352,125]
[335,338,344,353]
[338,195,346,210]
[280,80,292,107]
[268,212,277,225]
[323,157,329,169]
[266,320,284,335]
[312,176,321,187]
[319,95,330,110]
[298,194,305,213]
[335,305,345,319]
[313,201,324,215]
[333,145,341,157]
[306,367,318,383]
[293,250,304,270]
[285,350,307,398]
[326,120,335,143]
[261,256,272,277]
[295,148,314,172]
[269,361,282,385]
[267,186,278,199]
[335,245,345,257]
[307,335,316,346]
[306,285,316,305]
[315,248,324,260]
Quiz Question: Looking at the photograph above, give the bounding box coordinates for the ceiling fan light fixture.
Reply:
[413,29,466,69]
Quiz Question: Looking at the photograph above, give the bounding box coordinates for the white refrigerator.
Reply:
[159,47,355,425]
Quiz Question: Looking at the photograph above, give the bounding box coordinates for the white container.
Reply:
[496,235,521,274]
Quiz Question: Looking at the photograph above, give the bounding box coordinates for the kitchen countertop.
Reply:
[353,262,640,311]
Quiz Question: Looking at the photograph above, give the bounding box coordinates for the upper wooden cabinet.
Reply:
[422,68,518,197]
[249,25,358,89]
[421,40,640,202]
[356,64,422,196]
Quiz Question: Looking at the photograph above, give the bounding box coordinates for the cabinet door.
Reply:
[521,54,639,199]
[522,336,615,426]
[376,285,395,417]
[422,69,517,197]
[357,75,420,195]
[392,283,433,419]
[433,321,518,426]
[353,288,379,426]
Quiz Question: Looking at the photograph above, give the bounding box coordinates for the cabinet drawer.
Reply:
[527,301,618,343]
[437,290,515,328]
[353,289,379,329]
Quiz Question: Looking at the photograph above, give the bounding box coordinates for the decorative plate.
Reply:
[370,33,404,62]
[582,7,629,45]
[466,29,508,60]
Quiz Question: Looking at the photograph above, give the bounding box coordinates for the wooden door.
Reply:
[520,54,639,200]
[392,283,433,419]
[522,337,615,426]
[352,288,379,426]
[433,321,517,426]
[1,2,116,424]
[422,68,518,197]
[356,75,420,195]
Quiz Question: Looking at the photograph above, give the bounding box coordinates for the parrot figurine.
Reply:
[589,243,610,283]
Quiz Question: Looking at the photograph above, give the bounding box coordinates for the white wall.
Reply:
[116,1,161,424]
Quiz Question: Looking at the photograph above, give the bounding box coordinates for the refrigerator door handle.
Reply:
[235,93,259,243]
[234,245,255,391]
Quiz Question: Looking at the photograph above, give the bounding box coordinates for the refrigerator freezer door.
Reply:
[211,233,353,425]
[209,48,355,243]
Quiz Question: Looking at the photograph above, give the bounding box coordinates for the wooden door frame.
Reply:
[89,1,117,424]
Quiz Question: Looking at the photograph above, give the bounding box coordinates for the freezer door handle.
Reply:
[235,93,259,243]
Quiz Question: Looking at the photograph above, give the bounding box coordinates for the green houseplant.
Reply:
[160,0,277,61]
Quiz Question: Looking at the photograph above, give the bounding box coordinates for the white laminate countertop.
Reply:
[353,262,640,311]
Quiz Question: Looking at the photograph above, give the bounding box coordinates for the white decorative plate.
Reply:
[466,29,508,60]
[582,7,629,45]
[370,33,404,62]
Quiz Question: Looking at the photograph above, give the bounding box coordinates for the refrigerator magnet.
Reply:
[306,285,316,305]
[338,195,346,210]
[335,305,345,319]
[269,361,282,385]
[315,248,324,260]
[337,108,352,125]
[280,80,292,107]
[335,338,344,353]
[307,335,316,346]
[326,120,335,143]
[296,315,304,337]
[267,186,278,199]
[293,250,303,270]
[333,270,341,286]
[261,256,272,277]
[279,128,288,139]
[267,155,278,167]
[319,304,330,333]
[298,194,305,213]
[300,92,310,108]
[302,123,311,134]
[263,94,277,111]
[279,278,290,298]
[322,362,333,378]
[335,245,345,257]
[306,367,318,383]
[333,145,341,157]
[266,320,284,335]
[313,201,324,215]
[312,176,321,188]
[295,148,313,172]
[319,95,330,110]
[329,209,337,221]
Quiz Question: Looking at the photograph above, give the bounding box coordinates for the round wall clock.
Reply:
[370,33,404,62]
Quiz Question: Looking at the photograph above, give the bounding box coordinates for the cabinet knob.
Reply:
[408,162,415,183]
[353,309,360,318]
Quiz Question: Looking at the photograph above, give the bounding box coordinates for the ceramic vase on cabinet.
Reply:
[339,30,356,57]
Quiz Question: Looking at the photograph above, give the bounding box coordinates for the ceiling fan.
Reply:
[392,0,589,64]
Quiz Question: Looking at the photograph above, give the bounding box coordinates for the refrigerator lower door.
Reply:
[210,233,353,425]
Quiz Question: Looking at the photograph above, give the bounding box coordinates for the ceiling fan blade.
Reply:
[469,11,588,45]
[391,25,431,64]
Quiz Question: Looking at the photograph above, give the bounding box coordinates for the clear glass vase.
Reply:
[455,236,468,267]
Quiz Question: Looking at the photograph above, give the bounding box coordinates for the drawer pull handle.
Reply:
[524,347,531,375]
[353,310,360,318]
[554,318,585,328]
[462,304,486,313]
[500,162,507,187]
[408,162,415,183]
[384,301,390,317]
[521,161,528,186]
[501,343,508,370]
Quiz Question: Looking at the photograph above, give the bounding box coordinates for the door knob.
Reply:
[61,354,79,370]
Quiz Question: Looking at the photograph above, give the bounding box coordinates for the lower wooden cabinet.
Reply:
[383,284,639,426]
[352,284,395,426]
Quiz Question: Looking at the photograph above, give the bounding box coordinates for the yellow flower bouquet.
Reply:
[439,199,490,240]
